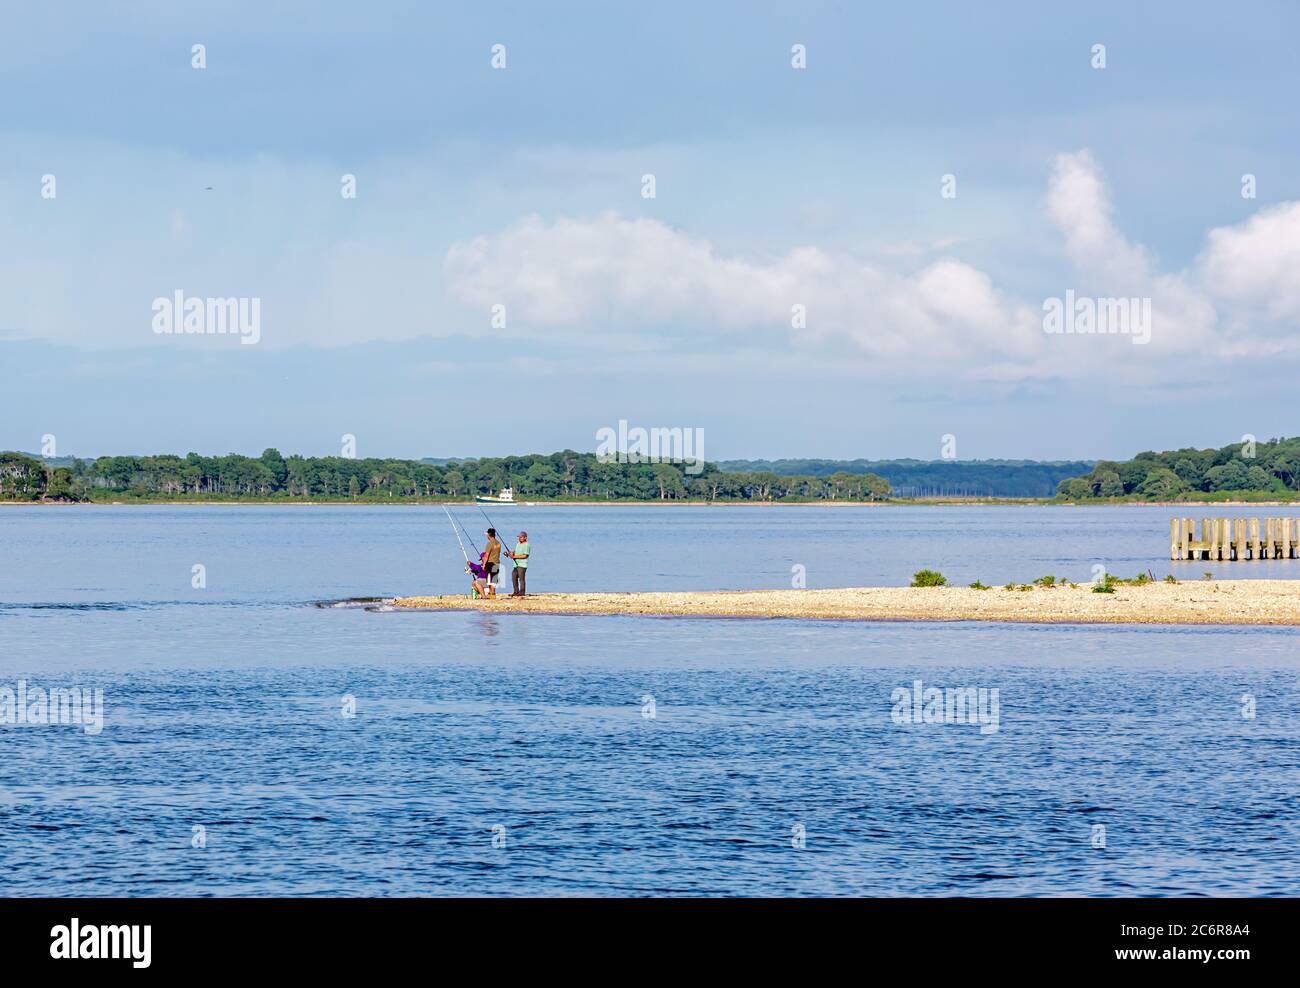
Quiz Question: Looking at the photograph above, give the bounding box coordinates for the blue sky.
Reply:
[4,1,1300,460]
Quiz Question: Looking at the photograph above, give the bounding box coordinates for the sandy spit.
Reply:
[393,580,1300,625]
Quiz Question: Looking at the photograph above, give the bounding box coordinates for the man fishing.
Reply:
[443,506,493,598]
[507,531,530,596]
[483,528,503,593]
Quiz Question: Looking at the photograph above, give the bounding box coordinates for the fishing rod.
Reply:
[477,504,515,558]
[455,511,482,558]
[444,505,482,563]
[443,505,471,564]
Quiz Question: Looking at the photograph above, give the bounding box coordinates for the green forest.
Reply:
[8,439,1296,504]
[1056,437,1300,501]
[0,449,891,503]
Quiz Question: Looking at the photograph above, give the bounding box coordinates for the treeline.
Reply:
[718,458,1095,497]
[0,449,892,503]
[1057,437,1300,500]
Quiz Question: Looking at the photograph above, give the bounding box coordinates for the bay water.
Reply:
[1,504,1296,895]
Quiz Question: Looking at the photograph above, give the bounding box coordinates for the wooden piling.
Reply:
[1171,517,1300,561]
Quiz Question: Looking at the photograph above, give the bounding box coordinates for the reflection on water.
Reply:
[473,614,502,638]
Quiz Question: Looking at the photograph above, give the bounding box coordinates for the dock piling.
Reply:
[1170,517,1300,561]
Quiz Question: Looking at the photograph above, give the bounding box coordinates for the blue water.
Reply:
[1,505,1297,896]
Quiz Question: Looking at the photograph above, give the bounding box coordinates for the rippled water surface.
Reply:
[1,505,1297,896]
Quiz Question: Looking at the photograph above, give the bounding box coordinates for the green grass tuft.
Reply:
[911,568,948,588]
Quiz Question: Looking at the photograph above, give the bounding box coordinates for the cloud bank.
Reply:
[446,150,1300,376]
[446,212,1041,365]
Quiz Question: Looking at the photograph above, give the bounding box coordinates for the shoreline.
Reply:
[392,580,1300,625]
[5,499,1300,508]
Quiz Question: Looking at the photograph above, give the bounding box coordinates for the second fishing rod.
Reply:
[477,505,520,559]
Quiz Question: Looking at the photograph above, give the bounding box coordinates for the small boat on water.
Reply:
[476,486,516,504]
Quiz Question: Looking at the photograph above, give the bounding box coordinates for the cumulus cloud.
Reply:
[446,150,1300,376]
[1045,150,1218,353]
[1199,201,1300,322]
[1046,150,1153,286]
[7,131,1299,376]
[445,212,1042,367]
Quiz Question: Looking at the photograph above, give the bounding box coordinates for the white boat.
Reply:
[476,486,516,504]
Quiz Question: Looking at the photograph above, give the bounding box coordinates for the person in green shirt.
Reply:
[507,531,530,597]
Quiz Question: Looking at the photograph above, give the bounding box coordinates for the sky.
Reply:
[3,1,1300,462]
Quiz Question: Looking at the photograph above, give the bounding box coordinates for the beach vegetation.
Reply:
[911,569,948,587]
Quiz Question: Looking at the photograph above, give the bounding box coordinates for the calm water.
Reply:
[1,504,1297,896]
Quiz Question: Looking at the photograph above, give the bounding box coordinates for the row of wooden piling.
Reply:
[1171,517,1300,560]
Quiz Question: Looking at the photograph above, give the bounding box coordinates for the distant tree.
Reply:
[860,473,891,500]
[1172,458,1204,489]
[470,464,503,495]
[1245,465,1276,491]
[1117,459,1149,493]
[522,461,561,497]
[1205,460,1249,491]
[260,448,288,488]
[1138,468,1188,499]
[1063,477,1093,499]
[588,461,623,499]
[651,463,687,499]
[285,456,310,496]
[1095,470,1125,498]
[1270,455,1298,489]
[826,471,853,499]
[0,453,47,500]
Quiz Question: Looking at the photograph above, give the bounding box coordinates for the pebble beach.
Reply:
[394,579,1300,625]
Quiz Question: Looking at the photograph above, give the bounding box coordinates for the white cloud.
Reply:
[1045,150,1218,355]
[443,151,1300,378]
[1199,201,1300,322]
[445,212,1041,367]
[1046,149,1152,286]
[1044,150,1300,360]
[7,131,1300,377]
